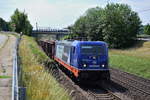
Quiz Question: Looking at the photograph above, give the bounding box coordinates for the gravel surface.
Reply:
[0,34,8,49]
[0,34,17,100]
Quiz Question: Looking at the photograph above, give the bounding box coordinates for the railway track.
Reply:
[111,68,150,88]
[51,63,150,100]
[51,63,123,100]
[110,68,150,100]
[87,88,121,100]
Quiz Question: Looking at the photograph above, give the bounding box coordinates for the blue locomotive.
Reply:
[54,40,110,81]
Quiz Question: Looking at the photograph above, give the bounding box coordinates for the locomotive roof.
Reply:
[56,40,107,46]
[56,40,73,46]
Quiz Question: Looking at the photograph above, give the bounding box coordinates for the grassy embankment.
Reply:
[19,35,70,100]
[0,76,11,78]
[109,41,150,79]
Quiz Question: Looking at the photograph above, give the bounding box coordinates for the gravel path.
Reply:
[0,34,17,100]
[0,34,8,49]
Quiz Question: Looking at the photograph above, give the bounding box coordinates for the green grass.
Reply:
[109,41,150,79]
[0,76,11,78]
[19,35,70,100]
[137,34,150,38]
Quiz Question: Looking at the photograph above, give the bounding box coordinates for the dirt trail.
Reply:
[0,35,17,100]
[0,34,8,49]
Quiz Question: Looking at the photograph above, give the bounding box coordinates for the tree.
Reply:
[85,7,104,41]
[71,16,87,38]
[144,24,150,35]
[102,3,141,48]
[71,7,104,41]
[0,18,10,31]
[10,9,32,35]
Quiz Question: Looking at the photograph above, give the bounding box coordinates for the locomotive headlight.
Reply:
[92,56,96,59]
[83,64,87,67]
[102,64,105,67]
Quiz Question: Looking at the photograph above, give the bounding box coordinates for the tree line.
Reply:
[66,3,145,48]
[0,9,32,35]
[144,24,150,35]
[0,18,10,31]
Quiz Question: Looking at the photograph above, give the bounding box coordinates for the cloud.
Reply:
[109,0,150,24]
[118,0,150,11]
[17,0,150,26]
[14,0,99,28]
[0,0,149,28]
[0,0,17,21]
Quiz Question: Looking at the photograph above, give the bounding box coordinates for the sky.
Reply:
[0,0,150,29]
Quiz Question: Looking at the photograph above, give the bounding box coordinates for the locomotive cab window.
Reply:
[81,45,105,55]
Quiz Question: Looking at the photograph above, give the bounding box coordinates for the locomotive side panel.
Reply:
[54,42,79,77]
[55,45,64,59]
[55,44,71,64]
[62,46,71,64]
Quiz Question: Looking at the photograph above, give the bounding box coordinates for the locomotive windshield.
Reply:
[81,45,105,55]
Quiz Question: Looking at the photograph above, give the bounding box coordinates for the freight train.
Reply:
[39,40,110,82]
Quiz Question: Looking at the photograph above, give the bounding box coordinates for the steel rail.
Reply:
[12,38,20,100]
[111,69,150,95]
[111,76,150,95]
[107,89,122,100]
[111,68,150,87]
[88,89,121,100]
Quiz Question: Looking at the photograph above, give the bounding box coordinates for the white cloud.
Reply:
[0,0,149,28]
[108,0,150,24]
[13,0,99,28]
[118,0,150,11]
